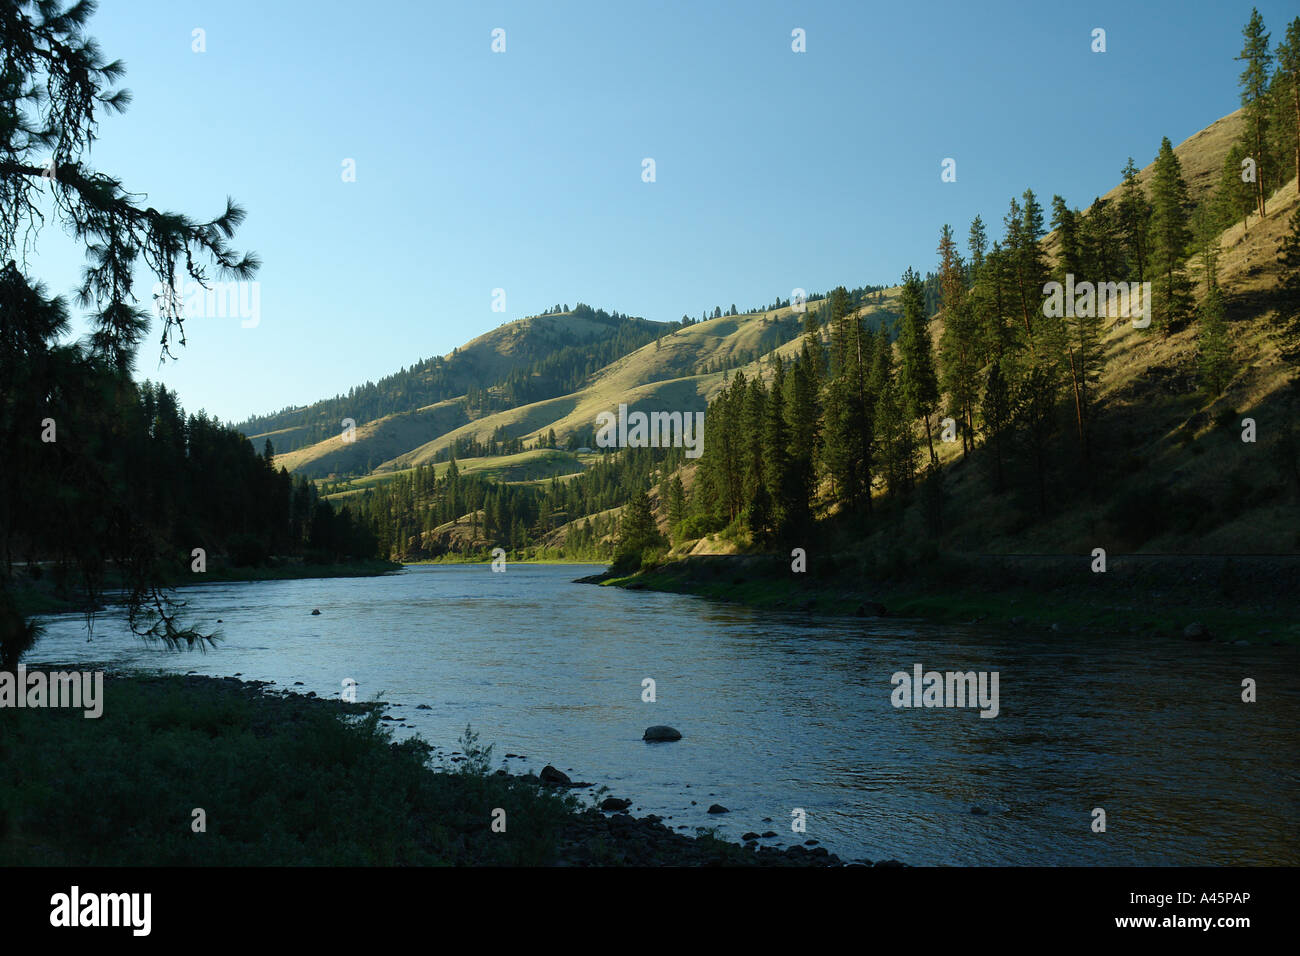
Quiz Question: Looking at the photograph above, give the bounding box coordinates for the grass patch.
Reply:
[0,673,580,866]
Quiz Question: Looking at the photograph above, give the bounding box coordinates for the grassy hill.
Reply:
[241,307,671,472]
[376,292,901,471]
[322,448,595,502]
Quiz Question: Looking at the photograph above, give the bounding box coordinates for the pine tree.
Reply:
[1,2,258,654]
[1191,200,1224,295]
[871,324,914,496]
[1051,197,1102,455]
[896,267,941,466]
[1197,285,1233,396]
[1010,359,1061,515]
[786,352,819,520]
[828,286,855,378]
[617,489,663,559]
[1080,197,1121,282]
[937,224,978,456]
[1005,191,1051,337]
[1147,137,1195,336]
[979,358,1012,493]
[823,362,866,509]
[1117,158,1152,282]
[743,376,767,505]
[666,473,686,535]
[763,356,797,536]
[1272,19,1300,190]
[745,483,774,545]
[802,307,826,383]
[1217,141,1258,233]
[1237,8,1273,218]
[822,288,868,510]
[967,215,988,275]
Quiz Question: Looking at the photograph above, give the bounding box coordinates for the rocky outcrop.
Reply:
[643,725,682,742]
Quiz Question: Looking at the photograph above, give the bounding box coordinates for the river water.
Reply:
[29,563,1300,865]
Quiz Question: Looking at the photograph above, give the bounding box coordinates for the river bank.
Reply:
[10,559,401,617]
[0,670,866,867]
[586,551,1300,646]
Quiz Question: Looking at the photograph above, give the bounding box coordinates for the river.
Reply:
[29,563,1300,865]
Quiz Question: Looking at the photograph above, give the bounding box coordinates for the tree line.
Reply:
[0,2,373,665]
[661,11,1300,556]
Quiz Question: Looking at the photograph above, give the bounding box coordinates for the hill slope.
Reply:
[239,305,670,466]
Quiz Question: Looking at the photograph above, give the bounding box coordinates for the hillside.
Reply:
[915,176,1299,556]
[239,305,671,466]
[321,448,596,502]
[331,291,900,476]
[662,109,1300,562]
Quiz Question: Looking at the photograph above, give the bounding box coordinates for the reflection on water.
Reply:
[31,564,1300,865]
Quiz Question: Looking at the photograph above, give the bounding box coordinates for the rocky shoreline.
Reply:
[6,669,889,867]
[280,679,898,867]
[509,763,890,867]
[552,805,894,867]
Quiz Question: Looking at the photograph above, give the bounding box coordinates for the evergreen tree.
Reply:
[1237,8,1274,218]
[1117,158,1152,282]
[786,352,820,520]
[745,482,774,545]
[871,324,914,496]
[1,2,258,655]
[763,356,798,536]
[1080,197,1121,284]
[1217,141,1258,234]
[896,267,941,466]
[937,224,978,456]
[665,473,686,537]
[1272,18,1300,189]
[1005,191,1051,337]
[802,306,826,382]
[743,376,767,506]
[1197,285,1233,396]
[979,358,1012,493]
[1051,197,1102,455]
[616,489,663,559]
[1147,136,1195,336]
[1010,360,1061,516]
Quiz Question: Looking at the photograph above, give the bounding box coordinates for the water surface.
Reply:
[31,564,1300,865]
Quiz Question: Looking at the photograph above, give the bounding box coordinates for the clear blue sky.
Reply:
[23,0,1294,425]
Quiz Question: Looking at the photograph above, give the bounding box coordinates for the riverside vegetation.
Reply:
[0,671,860,867]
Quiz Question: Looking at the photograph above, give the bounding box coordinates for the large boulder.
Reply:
[539,764,571,785]
[643,725,682,742]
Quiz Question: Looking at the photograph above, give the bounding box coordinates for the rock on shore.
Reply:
[643,725,682,742]
[556,808,854,867]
